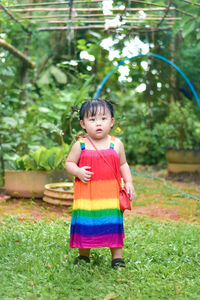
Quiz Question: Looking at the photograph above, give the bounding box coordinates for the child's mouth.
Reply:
[96,129,102,132]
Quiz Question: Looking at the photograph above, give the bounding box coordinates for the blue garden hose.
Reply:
[94,53,200,111]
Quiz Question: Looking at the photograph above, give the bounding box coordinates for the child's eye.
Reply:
[102,117,107,120]
[89,118,95,121]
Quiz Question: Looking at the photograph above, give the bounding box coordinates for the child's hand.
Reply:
[78,166,94,184]
[125,182,136,201]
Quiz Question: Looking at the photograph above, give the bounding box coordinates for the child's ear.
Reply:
[80,120,86,129]
[111,118,115,127]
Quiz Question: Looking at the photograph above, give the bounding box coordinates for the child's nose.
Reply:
[96,119,101,125]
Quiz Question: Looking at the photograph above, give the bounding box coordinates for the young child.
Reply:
[66,98,135,268]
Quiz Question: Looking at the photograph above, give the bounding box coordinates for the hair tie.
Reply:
[71,106,80,114]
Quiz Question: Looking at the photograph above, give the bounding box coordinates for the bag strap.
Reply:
[78,134,122,190]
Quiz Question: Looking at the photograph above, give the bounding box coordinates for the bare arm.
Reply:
[66,141,94,184]
[118,139,136,201]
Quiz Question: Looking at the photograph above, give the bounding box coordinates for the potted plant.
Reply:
[5,144,72,198]
[164,101,200,173]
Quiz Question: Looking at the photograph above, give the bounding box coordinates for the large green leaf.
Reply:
[36,147,63,170]
[37,70,51,85]
[38,150,51,171]
[75,75,94,104]
[77,39,87,51]
[16,155,37,171]
[31,147,46,166]
[50,66,67,84]
[24,156,37,171]
[2,117,17,128]
[38,107,53,113]
[48,152,56,169]
[63,143,69,154]
[16,157,25,170]
[172,21,183,35]
[182,20,196,38]
[47,147,63,169]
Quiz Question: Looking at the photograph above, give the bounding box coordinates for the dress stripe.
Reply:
[74,179,119,200]
[71,215,123,226]
[71,223,123,236]
[72,208,120,218]
[70,233,124,248]
[73,198,120,210]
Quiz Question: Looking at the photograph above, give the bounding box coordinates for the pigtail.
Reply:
[71,106,80,115]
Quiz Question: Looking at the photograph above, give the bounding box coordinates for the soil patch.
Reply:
[1,167,200,223]
[0,198,71,221]
[124,203,200,223]
[124,204,181,221]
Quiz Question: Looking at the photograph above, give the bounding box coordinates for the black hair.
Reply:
[79,99,114,120]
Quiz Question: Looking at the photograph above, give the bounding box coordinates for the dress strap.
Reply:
[78,137,85,150]
[110,136,115,149]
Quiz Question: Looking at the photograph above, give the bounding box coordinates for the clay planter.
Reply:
[5,170,72,198]
[43,182,74,206]
[165,149,200,173]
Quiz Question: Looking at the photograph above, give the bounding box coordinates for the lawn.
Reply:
[0,167,200,299]
[0,216,200,300]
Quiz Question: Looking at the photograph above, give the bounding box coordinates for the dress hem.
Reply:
[70,244,124,249]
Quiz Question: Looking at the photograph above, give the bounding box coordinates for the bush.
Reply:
[164,101,200,149]
[116,97,200,165]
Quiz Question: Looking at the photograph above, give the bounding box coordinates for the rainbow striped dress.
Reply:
[70,136,124,249]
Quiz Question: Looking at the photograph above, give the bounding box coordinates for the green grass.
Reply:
[0,216,200,299]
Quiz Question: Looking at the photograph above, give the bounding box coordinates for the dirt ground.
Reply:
[0,169,200,223]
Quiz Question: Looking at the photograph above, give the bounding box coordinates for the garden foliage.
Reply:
[0,0,200,172]
[116,99,200,165]
[12,144,69,171]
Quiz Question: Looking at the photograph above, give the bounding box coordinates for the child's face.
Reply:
[80,106,114,140]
